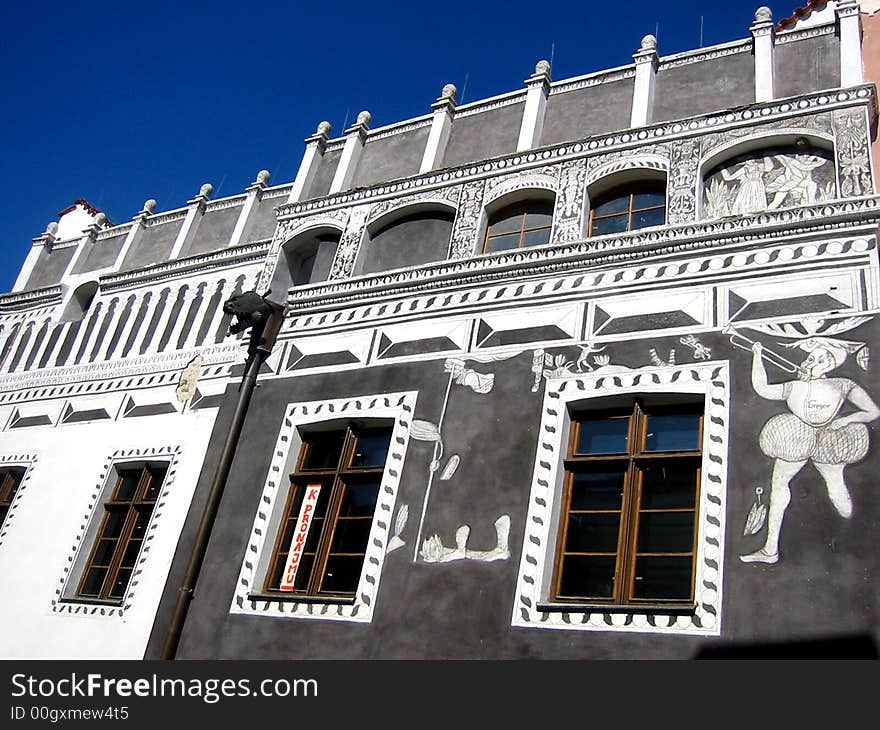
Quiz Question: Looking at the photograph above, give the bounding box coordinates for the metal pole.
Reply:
[160,347,265,660]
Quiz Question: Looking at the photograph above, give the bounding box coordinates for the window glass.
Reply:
[589,183,666,236]
[302,431,346,470]
[555,400,702,606]
[484,199,554,253]
[0,468,26,526]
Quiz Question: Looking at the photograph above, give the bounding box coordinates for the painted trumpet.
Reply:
[722,324,806,376]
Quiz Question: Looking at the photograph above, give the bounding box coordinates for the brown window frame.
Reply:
[588,182,666,236]
[75,463,167,604]
[0,467,26,527]
[262,424,392,599]
[552,400,703,609]
[482,199,554,254]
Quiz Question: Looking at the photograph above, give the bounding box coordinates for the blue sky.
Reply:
[0,1,803,292]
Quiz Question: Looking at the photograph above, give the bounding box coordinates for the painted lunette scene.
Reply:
[1,2,879,658]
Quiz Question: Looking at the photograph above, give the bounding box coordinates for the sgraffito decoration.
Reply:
[724,315,879,564]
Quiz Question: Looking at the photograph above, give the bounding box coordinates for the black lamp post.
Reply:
[160,291,286,660]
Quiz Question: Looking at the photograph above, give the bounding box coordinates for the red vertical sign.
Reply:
[279,484,321,592]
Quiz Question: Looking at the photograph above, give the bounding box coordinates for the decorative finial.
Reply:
[143,199,157,213]
[256,169,270,184]
[356,110,371,127]
[441,83,457,100]
[534,59,551,76]
[46,221,59,236]
[316,120,331,136]
[640,34,657,52]
[755,6,773,22]
[199,183,213,198]
[94,212,107,226]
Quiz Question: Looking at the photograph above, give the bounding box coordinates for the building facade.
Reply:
[1,1,879,659]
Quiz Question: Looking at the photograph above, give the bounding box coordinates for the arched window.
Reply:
[483,199,554,253]
[270,232,340,295]
[60,281,99,322]
[588,182,666,236]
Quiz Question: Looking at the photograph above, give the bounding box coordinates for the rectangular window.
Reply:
[76,464,167,603]
[0,467,26,526]
[553,401,702,607]
[263,425,392,598]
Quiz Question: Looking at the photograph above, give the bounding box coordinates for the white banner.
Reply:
[279,484,321,592]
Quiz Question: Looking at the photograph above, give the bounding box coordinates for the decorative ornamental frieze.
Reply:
[833,108,873,198]
[701,112,834,162]
[283,197,880,316]
[143,209,188,227]
[366,187,461,226]
[273,87,874,221]
[484,166,558,206]
[0,287,63,314]
[585,147,670,184]
[456,91,527,118]
[204,195,247,213]
[668,139,701,224]
[775,24,836,44]
[658,39,752,69]
[551,160,587,244]
[366,117,433,142]
[329,205,370,280]
[549,67,635,96]
[448,180,486,259]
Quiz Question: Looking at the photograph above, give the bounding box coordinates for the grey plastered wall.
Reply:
[352,127,431,188]
[653,52,754,123]
[146,321,880,659]
[775,33,841,99]
[120,219,183,271]
[541,79,634,147]
[361,212,454,274]
[182,204,243,256]
[72,233,127,275]
[23,246,76,289]
[241,196,280,243]
[442,102,525,168]
[303,149,343,200]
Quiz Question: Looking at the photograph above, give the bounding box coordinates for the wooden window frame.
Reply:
[588,182,666,236]
[263,424,392,599]
[75,464,166,604]
[482,199,554,254]
[552,400,703,608]
[0,467,25,527]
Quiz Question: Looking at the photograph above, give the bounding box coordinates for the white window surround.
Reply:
[231,390,417,624]
[53,446,180,618]
[511,361,729,636]
[0,454,39,548]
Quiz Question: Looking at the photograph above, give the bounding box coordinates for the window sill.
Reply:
[537,602,697,615]
[246,592,356,606]
[58,596,123,608]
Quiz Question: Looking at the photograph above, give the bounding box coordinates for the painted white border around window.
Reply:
[0,453,39,548]
[52,446,181,618]
[511,361,729,636]
[230,390,417,624]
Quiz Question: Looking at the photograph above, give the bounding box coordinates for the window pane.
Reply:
[80,568,107,597]
[130,509,152,539]
[633,190,665,209]
[113,471,141,501]
[485,233,522,252]
[565,513,621,553]
[302,432,346,470]
[631,206,665,230]
[569,471,625,510]
[329,518,373,554]
[645,413,701,451]
[143,470,165,501]
[525,210,553,228]
[108,568,132,599]
[320,555,364,594]
[120,539,142,569]
[0,506,8,525]
[593,195,629,217]
[640,463,698,509]
[337,481,381,517]
[575,416,629,454]
[636,512,695,553]
[590,213,628,236]
[632,556,693,601]
[350,432,391,468]
[91,539,117,567]
[101,510,127,539]
[487,212,524,235]
[558,555,616,599]
[522,227,551,247]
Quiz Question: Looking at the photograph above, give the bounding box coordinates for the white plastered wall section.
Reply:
[0,403,220,659]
